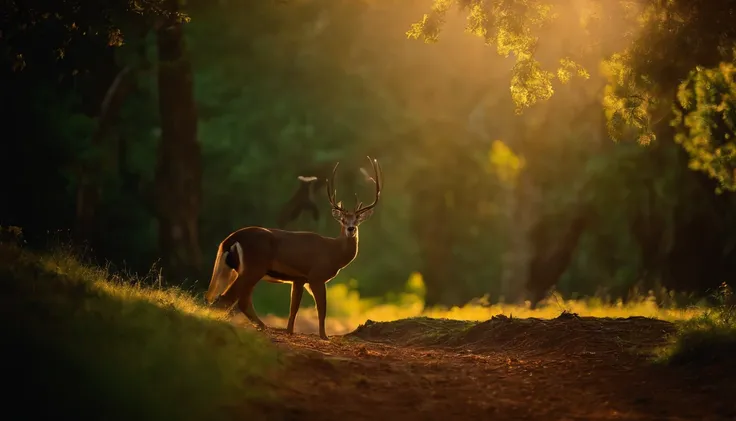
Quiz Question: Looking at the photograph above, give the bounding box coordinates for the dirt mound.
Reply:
[260,317,735,421]
[348,313,676,357]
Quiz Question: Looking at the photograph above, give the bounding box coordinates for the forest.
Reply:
[2,0,735,316]
[3,0,736,420]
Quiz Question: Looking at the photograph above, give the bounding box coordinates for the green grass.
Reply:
[269,274,707,337]
[654,290,736,366]
[0,235,280,421]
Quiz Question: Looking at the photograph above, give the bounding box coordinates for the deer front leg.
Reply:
[307,281,329,340]
[286,281,304,334]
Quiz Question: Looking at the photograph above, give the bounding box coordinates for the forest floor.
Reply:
[3,233,733,421]
[244,315,735,421]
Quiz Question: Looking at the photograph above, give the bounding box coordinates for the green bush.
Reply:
[655,283,736,366]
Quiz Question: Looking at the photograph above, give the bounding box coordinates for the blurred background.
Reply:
[2,0,735,322]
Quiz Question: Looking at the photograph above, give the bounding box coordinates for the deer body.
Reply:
[205,157,381,340]
[214,227,359,288]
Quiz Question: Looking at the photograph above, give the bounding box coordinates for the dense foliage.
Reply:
[411,0,736,191]
[1,0,735,315]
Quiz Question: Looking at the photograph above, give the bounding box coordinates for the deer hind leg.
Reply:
[306,281,329,340]
[286,281,305,334]
[234,267,268,330]
[217,271,240,313]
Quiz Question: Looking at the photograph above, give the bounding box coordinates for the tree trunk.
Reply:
[412,176,465,309]
[154,2,202,283]
[74,62,133,246]
[526,209,589,308]
[516,91,604,306]
[498,168,540,303]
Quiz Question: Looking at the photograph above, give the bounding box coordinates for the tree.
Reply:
[0,1,166,250]
[408,0,736,192]
[0,1,183,70]
[1,0,200,280]
[153,0,202,282]
[405,0,736,304]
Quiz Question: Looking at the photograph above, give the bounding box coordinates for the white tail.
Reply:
[205,242,243,304]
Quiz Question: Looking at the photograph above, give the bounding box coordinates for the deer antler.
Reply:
[327,156,382,214]
[355,156,382,215]
[326,162,345,211]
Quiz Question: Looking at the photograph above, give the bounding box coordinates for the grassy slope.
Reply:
[0,240,280,421]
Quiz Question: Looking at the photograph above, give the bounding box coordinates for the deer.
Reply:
[204,156,382,340]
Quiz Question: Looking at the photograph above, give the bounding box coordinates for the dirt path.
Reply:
[249,315,735,421]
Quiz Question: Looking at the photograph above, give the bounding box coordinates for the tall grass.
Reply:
[0,228,279,421]
[654,283,736,365]
[261,272,707,336]
[262,274,733,366]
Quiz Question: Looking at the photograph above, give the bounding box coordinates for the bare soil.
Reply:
[247,314,736,421]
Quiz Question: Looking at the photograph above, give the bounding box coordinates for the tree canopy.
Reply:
[0,1,190,72]
[408,0,736,192]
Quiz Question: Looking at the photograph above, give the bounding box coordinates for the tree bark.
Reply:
[498,168,540,303]
[154,2,202,282]
[415,195,456,309]
[526,210,589,308]
[513,90,604,306]
[74,64,134,245]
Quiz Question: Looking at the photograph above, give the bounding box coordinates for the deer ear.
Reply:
[356,209,374,223]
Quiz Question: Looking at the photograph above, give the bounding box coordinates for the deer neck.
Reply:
[335,227,359,264]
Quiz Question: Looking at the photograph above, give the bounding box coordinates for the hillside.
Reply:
[0,240,279,421]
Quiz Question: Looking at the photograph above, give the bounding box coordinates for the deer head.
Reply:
[326,156,382,238]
